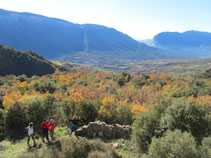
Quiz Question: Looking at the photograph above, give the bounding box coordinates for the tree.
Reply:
[117,105,133,125]
[147,130,199,158]
[199,137,211,158]
[26,97,45,131]
[131,99,172,153]
[161,101,210,142]
[132,111,160,153]
[5,102,27,138]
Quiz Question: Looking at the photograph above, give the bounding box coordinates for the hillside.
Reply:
[153,30,211,58]
[198,68,211,79]
[0,68,210,158]
[0,44,57,77]
[0,8,178,63]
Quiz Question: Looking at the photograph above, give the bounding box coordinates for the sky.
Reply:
[1,0,211,39]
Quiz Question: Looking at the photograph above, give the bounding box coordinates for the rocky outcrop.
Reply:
[77,121,132,139]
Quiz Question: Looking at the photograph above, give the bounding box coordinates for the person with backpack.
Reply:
[25,122,36,147]
[48,119,55,140]
[69,116,80,137]
[41,118,49,142]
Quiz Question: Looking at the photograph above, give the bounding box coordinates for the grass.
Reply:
[0,127,69,158]
[0,127,136,158]
[0,138,28,158]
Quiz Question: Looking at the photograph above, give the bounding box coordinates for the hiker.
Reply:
[25,122,36,147]
[41,118,49,142]
[48,119,55,140]
[69,116,80,136]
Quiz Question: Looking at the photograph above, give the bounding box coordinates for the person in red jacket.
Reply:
[48,119,55,140]
[41,118,49,142]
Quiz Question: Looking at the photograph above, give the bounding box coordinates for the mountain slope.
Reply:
[0,8,176,62]
[153,31,211,58]
[0,44,57,77]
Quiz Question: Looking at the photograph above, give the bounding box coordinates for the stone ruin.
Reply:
[77,121,132,139]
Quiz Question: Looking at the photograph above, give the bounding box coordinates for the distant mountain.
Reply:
[153,31,211,58]
[0,8,178,63]
[0,44,57,77]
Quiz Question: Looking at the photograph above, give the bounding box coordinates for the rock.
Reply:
[98,131,103,137]
[77,121,132,139]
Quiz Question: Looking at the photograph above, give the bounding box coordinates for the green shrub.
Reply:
[26,97,45,131]
[117,105,133,125]
[17,74,27,82]
[161,101,209,142]
[76,100,98,125]
[147,130,199,158]
[60,100,75,124]
[0,95,3,109]
[62,137,91,158]
[33,80,57,94]
[105,86,117,94]
[89,139,119,157]
[77,79,88,86]
[24,137,119,158]
[132,99,171,153]
[199,137,211,158]
[42,94,57,117]
[5,102,27,138]
[88,151,108,158]
[132,111,160,154]
[0,108,5,139]
[117,72,131,86]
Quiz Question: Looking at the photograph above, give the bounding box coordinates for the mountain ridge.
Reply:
[0,8,178,62]
[153,30,211,58]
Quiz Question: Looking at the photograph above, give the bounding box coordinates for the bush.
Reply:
[62,137,91,158]
[89,139,119,158]
[147,130,199,158]
[0,109,5,139]
[33,80,57,94]
[26,97,46,131]
[199,137,211,158]
[117,72,131,86]
[60,100,75,125]
[5,102,27,138]
[0,97,3,109]
[42,95,57,117]
[161,101,209,142]
[131,99,171,153]
[23,137,119,158]
[17,74,27,82]
[117,105,133,125]
[134,75,150,89]
[132,111,160,154]
[105,87,117,94]
[75,100,98,125]
[88,151,108,158]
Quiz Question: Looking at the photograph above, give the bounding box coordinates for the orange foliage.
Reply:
[3,91,22,109]
[132,104,149,116]
[13,81,28,90]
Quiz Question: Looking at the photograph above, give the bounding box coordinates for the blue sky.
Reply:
[1,0,211,39]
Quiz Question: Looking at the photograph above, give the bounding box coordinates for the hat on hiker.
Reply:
[29,122,34,126]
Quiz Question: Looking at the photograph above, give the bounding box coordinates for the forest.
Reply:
[0,69,210,157]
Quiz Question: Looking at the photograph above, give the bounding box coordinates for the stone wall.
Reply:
[77,121,132,139]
